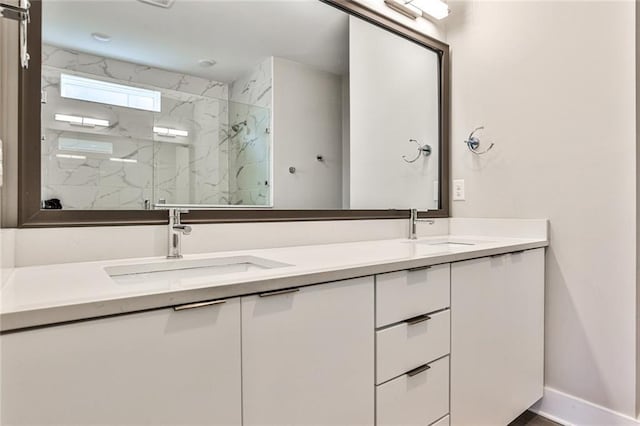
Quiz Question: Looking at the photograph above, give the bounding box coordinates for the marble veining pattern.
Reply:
[42,45,228,99]
[228,58,273,205]
[42,45,272,209]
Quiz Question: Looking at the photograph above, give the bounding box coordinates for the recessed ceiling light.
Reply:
[198,59,217,68]
[91,32,111,43]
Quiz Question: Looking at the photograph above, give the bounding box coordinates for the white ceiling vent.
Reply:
[137,0,175,9]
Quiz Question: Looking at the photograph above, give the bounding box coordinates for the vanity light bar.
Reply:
[109,157,138,163]
[55,114,110,128]
[409,0,449,20]
[384,0,449,20]
[153,126,189,138]
[56,153,86,160]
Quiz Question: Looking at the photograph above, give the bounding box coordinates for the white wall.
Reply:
[272,57,344,209]
[349,16,440,210]
[446,0,637,417]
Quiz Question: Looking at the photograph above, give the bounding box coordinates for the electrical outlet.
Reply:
[453,179,465,201]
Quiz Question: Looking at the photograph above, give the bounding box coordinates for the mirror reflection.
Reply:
[40,0,440,211]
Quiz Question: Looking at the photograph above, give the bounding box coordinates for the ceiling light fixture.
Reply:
[153,126,189,138]
[91,32,111,43]
[384,0,449,20]
[109,157,138,163]
[54,113,110,128]
[56,154,86,160]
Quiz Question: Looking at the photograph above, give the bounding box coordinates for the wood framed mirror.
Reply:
[17,0,449,227]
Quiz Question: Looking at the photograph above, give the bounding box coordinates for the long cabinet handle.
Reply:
[492,249,528,259]
[406,363,431,377]
[174,299,226,311]
[408,265,432,273]
[404,314,432,325]
[259,288,300,298]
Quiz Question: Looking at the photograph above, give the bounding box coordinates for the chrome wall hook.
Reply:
[402,139,432,163]
[464,126,495,155]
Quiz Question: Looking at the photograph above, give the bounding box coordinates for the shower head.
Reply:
[231,121,247,133]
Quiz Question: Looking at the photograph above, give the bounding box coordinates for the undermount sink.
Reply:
[105,256,291,285]
[409,238,493,249]
[425,241,477,246]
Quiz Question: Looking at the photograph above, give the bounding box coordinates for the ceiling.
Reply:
[42,0,349,83]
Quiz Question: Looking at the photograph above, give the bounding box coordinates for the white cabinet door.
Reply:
[242,277,375,426]
[450,248,544,426]
[1,298,242,426]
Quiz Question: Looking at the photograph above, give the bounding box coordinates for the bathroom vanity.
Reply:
[0,229,547,426]
[2,0,546,423]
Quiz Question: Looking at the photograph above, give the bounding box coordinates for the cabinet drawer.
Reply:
[377,356,449,426]
[377,309,450,384]
[376,263,450,327]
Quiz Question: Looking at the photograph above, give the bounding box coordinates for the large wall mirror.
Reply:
[18,0,449,226]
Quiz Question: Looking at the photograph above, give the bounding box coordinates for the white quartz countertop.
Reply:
[0,235,548,332]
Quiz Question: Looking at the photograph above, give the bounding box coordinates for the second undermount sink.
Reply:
[410,238,493,249]
[105,256,291,285]
[426,241,476,246]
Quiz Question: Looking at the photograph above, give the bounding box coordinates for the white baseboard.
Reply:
[530,387,639,426]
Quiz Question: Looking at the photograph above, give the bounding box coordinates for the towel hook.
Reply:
[402,139,432,164]
[464,126,495,155]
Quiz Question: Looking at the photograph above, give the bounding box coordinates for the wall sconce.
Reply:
[153,126,189,138]
[54,113,110,128]
[109,157,138,163]
[384,0,450,20]
[56,154,86,160]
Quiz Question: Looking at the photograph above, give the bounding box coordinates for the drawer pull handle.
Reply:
[406,363,431,377]
[405,314,432,325]
[490,253,506,259]
[174,299,226,311]
[259,288,300,298]
[511,250,525,255]
[408,265,432,272]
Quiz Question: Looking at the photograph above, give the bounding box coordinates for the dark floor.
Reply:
[509,411,562,426]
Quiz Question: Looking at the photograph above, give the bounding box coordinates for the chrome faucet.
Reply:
[409,208,435,240]
[167,208,192,259]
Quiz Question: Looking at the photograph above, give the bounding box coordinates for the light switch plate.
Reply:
[453,179,465,201]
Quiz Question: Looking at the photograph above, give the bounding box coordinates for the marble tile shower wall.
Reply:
[40,45,269,209]
[228,58,273,206]
[41,64,155,209]
[228,101,271,205]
